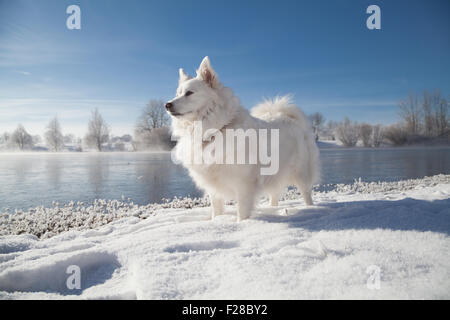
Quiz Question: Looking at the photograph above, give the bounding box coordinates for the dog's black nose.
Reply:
[165,102,173,110]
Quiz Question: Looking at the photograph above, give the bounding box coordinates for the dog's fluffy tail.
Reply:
[251,95,321,185]
[251,95,314,132]
[251,95,308,125]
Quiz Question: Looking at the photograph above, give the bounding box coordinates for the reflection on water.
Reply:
[135,156,173,202]
[12,157,34,183]
[46,157,62,188]
[87,155,110,197]
[320,147,450,185]
[0,147,449,211]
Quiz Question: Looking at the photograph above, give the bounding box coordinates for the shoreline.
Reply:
[1,143,449,155]
[1,174,449,239]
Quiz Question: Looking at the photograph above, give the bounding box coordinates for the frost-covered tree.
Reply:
[432,94,448,137]
[335,117,360,147]
[134,99,173,150]
[308,112,325,141]
[11,124,33,150]
[323,120,338,140]
[384,124,408,146]
[84,109,110,151]
[422,90,434,137]
[45,116,64,151]
[372,124,384,147]
[135,99,170,135]
[399,94,421,135]
[0,132,10,146]
[359,123,373,147]
[420,90,449,137]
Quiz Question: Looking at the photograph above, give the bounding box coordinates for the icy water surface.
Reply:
[1,147,449,211]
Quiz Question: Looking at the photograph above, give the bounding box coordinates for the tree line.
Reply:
[1,109,114,152]
[1,90,448,151]
[310,90,449,147]
[0,102,173,152]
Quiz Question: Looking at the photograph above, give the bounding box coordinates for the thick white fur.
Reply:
[168,57,320,221]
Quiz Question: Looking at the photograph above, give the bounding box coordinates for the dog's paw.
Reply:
[236,215,251,223]
[277,208,289,216]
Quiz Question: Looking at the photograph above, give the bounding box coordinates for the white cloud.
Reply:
[14,70,31,76]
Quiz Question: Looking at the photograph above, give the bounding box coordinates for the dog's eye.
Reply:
[185,91,194,97]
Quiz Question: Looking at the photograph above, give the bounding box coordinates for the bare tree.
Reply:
[372,124,384,147]
[359,123,373,147]
[308,112,325,141]
[0,132,10,145]
[134,99,172,150]
[433,94,449,136]
[135,99,170,136]
[323,120,338,140]
[335,117,360,147]
[384,124,408,146]
[45,116,64,151]
[422,90,434,137]
[399,93,421,135]
[84,109,110,151]
[11,124,33,150]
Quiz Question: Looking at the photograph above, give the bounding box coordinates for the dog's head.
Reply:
[166,56,222,121]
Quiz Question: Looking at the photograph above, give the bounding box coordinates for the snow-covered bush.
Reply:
[134,126,175,151]
[335,118,360,147]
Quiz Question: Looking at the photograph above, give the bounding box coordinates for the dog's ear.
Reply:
[179,68,191,84]
[196,56,220,88]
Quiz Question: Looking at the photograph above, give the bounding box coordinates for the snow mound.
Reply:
[0,250,120,295]
[0,175,449,299]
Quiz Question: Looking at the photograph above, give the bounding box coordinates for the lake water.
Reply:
[1,147,450,211]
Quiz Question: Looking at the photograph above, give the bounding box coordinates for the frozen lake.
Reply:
[1,146,450,211]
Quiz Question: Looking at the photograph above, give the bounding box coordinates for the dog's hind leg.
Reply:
[297,184,313,206]
[210,195,224,219]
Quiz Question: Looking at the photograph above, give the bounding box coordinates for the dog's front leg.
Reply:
[210,195,224,220]
[236,193,255,222]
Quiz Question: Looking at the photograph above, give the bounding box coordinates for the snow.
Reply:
[0,175,449,299]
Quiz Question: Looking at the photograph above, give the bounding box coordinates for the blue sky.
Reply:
[0,0,449,136]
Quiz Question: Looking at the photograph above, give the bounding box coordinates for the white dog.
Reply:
[167,56,320,221]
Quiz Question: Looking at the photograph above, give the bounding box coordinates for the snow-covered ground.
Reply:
[0,175,449,299]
